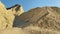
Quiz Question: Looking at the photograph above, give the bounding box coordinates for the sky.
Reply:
[0,0,60,11]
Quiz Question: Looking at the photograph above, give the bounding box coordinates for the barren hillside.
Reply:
[0,2,60,34]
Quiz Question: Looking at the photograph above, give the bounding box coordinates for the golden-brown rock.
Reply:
[0,2,24,30]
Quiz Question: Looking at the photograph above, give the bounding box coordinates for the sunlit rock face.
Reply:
[7,4,24,16]
[0,2,24,30]
[0,2,11,30]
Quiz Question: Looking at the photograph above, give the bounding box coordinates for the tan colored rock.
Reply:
[7,4,24,16]
[0,1,6,10]
[0,2,8,30]
[0,2,24,30]
[15,5,24,16]
[1,1,60,34]
[7,4,24,28]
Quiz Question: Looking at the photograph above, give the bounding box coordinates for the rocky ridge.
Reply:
[0,1,60,34]
[0,2,24,30]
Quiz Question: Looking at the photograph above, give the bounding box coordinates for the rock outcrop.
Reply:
[7,4,24,16]
[1,1,60,34]
[0,2,7,30]
[0,2,24,30]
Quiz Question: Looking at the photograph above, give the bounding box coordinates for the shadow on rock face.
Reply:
[13,16,29,28]
[13,7,49,28]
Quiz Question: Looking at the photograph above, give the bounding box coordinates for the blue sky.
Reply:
[0,0,60,11]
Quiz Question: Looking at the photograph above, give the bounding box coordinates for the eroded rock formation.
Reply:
[1,1,60,34]
[0,2,24,30]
